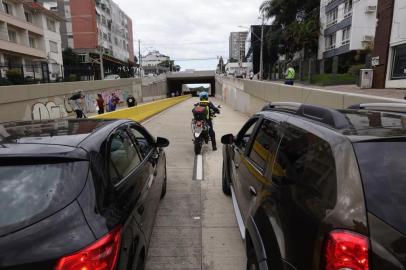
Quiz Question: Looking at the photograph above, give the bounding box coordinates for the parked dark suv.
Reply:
[0,119,169,270]
[221,102,406,270]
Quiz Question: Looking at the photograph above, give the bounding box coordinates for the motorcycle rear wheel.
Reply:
[194,139,202,155]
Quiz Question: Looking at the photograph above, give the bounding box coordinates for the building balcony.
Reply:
[0,11,44,36]
[0,38,46,58]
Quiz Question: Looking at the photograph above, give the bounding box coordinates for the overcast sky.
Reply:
[115,0,265,70]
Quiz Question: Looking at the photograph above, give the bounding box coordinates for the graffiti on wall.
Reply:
[31,88,131,120]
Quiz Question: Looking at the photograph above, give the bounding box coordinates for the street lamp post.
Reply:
[259,15,264,80]
[238,19,264,80]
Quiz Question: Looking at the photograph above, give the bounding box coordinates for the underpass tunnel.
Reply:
[167,77,216,97]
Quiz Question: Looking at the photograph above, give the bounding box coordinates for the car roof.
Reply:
[0,119,128,151]
[259,109,406,141]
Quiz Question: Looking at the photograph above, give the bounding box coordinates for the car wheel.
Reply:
[246,247,259,270]
[160,166,167,199]
[222,160,231,196]
[134,255,144,270]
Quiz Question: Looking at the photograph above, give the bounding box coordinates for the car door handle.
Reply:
[249,186,257,197]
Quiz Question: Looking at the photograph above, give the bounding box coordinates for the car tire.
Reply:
[160,166,167,199]
[135,255,145,270]
[246,245,259,270]
[222,159,231,196]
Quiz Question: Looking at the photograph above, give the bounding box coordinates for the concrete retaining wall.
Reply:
[217,76,406,116]
[0,76,168,122]
[93,95,190,122]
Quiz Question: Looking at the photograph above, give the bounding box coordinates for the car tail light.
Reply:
[324,230,369,270]
[55,226,122,270]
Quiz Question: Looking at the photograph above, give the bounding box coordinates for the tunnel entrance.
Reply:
[166,71,216,97]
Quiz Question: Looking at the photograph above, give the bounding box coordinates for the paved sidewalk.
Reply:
[274,81,406,99]
[143,98,248,270]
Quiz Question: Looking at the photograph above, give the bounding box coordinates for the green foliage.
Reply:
[310,73,357,86]
[68,74,78,81]
[347,64,365,76]
[260,0,320,67]
[63,48,81,66]
[6,69,23,84]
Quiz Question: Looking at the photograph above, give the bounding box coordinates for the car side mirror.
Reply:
[156,137,170,148]
[221,134,234,145]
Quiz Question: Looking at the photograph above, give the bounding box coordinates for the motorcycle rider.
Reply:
[194,92,220,151]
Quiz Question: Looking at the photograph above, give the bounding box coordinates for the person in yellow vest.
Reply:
[284,63,295,85]
[194,92,220,150]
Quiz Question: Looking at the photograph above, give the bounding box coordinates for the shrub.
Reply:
[6,69,23,84]
[347,64,365,76]
[68,74,78,81]
[311,73,357,86]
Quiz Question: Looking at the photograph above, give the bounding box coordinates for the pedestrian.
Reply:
[69,91,85,118]
[284,63,295,85]
[96,93,105,114]
[108,97,117,112]
[126,95,137,107]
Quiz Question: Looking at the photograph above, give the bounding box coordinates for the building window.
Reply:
[326,8,338,28]
[49,41,58,53]
[3,2,12,15]
[29,37,36,48]
[47,18,56,32]
[391,44,406,80]
[50,6,58,12]
[342,26,351,45]
[114,37,118,45]
[103,33,108,40]
[78,54,86,62]
[325,33,336,51]
[344,0,353,18]
[8,30,17,43]
[25,12,33,23]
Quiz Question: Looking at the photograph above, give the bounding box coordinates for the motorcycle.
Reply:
[191,105,221,155]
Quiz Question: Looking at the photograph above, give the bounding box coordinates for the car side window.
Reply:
[129,127,153,158]
[274,125,337,209]
[109,129,142,183]
[248,120,281,172]
[236,118,259,153]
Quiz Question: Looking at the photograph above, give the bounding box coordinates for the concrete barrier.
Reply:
[93,95,191,122]
[217,76,406,116]
[0,76,168,122]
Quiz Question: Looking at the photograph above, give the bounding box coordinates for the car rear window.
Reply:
[354,142,406,235]
[0,161,88,236]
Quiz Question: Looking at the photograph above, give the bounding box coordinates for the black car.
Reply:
[0,119,169,270]
[221,102,406,270]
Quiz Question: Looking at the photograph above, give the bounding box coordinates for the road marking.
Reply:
[231,186,246,239]
[194,154,203,181]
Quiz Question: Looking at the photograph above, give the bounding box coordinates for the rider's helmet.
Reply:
[199,91,209,101]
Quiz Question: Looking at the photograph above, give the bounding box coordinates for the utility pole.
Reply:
[259,14,264,81]
[99,36,104,80]
[138,39,142,76]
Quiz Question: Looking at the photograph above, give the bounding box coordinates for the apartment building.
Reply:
[229,32,248,62]
[39,0,134,78]
[141,50,170,75]
[318,0,378,72]
[0,0,63,80]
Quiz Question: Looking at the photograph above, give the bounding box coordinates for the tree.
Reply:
[62,47,81,66]
[260,0,320,63]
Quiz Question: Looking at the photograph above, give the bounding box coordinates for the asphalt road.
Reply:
[143,97,249,270]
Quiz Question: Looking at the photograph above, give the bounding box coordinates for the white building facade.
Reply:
[0,0,63,81]
[385,0,406,88]
[318,0,377,61]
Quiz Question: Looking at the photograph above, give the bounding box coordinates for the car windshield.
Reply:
[354,142,406,235]
[0,161,89,236]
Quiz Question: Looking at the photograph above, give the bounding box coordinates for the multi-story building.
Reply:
[318,0,377,72]
[229,32,248,62]
[141,50,170,75]
[0,0,63,81]
[39,0,134,78]
[372,0,406,88]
